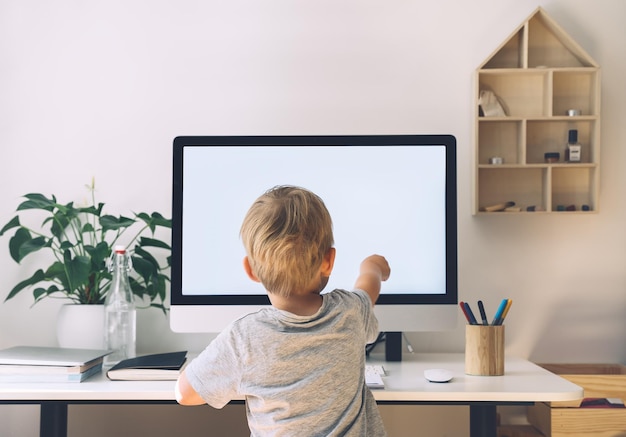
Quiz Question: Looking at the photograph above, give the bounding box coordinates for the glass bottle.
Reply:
[566,129,582,162]
[104,245,136,366]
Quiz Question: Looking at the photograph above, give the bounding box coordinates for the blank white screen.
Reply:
[181,145,446,297]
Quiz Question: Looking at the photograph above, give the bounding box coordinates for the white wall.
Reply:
[1,0,625,435]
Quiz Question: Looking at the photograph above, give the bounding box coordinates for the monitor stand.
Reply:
[385,332,403,362]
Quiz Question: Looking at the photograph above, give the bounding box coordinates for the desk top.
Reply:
[0,353,582,404]
[367,353,582,403]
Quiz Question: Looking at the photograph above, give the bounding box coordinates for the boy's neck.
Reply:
[269,292,323,316]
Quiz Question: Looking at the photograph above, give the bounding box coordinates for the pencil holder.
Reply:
[465,325,504,376]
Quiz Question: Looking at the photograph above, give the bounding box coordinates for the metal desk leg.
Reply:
[40,402,68,437]
[469,404,497,437]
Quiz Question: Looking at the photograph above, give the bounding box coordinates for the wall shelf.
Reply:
[474,7,600,214]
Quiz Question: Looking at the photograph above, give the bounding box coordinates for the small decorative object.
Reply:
[481,201,515,212]
[0,179,171,312]
[526,205,545,212]
[478,90,507,117]
[566,129,582,162]
[489,156,504,165]
[544,152,560,163]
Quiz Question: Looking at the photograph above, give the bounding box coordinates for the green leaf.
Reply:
[59,241,74,251]
[76,204,102,217]
[131,255,157,284]
[33,287,48,301]
[134,245,161,268]
[4,269,46,301]
[85,241,110,270]
[50,203,79,239]
[19,236,48,260]
[100,215,135,232]
[9,228,48,263]
[33,285,63,302]
[154,274,167,300]
[129,274,164,305]
[135,212,150,221]
[138,237,171,250]
[0,216,20,236]
[62,250,91,292]
[136,212,172,232]
[17,193,57,211]
[49,215,70,240]
[151,212,172,228]
[45,261,70,291]
[8,228,30,262]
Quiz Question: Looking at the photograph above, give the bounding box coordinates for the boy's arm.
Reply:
[353,255,390,305]
[175,370,206,406]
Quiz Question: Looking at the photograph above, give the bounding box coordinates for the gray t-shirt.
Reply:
[185,288,387,437]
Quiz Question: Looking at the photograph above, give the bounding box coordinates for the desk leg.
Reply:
[40,402,68,437]
[469,404,497,437]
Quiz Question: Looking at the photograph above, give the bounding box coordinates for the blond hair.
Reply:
[240,186,334,297]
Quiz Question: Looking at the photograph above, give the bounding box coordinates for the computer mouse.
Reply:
[424,368,454,383]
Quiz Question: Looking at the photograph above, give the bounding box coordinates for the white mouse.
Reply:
[424,368,454,383]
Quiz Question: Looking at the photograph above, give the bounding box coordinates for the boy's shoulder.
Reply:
[326,288,370,304]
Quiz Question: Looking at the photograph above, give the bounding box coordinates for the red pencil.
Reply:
[459,301,472,324]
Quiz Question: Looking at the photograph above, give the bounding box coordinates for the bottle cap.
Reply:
[114,245,126,254]
[568,129,578,143]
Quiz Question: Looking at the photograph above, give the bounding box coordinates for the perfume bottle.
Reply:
[566,129,582,162]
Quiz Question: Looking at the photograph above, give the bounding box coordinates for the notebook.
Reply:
[106,351,187,381]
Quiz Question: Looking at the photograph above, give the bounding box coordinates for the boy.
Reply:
[176,185,390,436]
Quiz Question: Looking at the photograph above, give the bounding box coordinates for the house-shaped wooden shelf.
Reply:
[474,7,600,214]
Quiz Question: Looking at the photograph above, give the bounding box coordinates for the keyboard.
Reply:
[365,364,386,389]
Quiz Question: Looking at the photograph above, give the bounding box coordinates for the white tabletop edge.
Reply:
[0,353,583,404]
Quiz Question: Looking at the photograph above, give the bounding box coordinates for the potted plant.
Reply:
[0,180,171,347]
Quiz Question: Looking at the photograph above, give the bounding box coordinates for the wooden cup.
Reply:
[465,325,505,376]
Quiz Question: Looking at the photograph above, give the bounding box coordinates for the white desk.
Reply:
[0,353,582,437]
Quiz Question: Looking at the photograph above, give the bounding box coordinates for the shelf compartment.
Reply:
[478,120,523,164]
[551,166,596,212]
[527,13,593,68]
[482,28,524,69]
[479,71,549,117]
[478,167,547,213]
[527,120,596,164]
[552,69,600,116]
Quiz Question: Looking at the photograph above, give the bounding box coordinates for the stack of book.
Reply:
[0,346,110,383]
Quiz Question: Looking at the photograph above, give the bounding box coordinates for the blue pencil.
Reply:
[491,298,508,325]
[463,302,478,325]
[477,300,488,325]
[495,299,513,325]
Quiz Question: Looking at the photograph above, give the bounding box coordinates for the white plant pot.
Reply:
[56,304,105,349]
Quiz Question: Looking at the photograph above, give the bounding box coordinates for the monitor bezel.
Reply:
[171,134,457,307]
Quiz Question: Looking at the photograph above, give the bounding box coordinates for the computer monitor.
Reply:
[170,135,458,360]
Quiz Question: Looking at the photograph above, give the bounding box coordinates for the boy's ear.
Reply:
[243,256,261,283]
[320,247,336,276]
